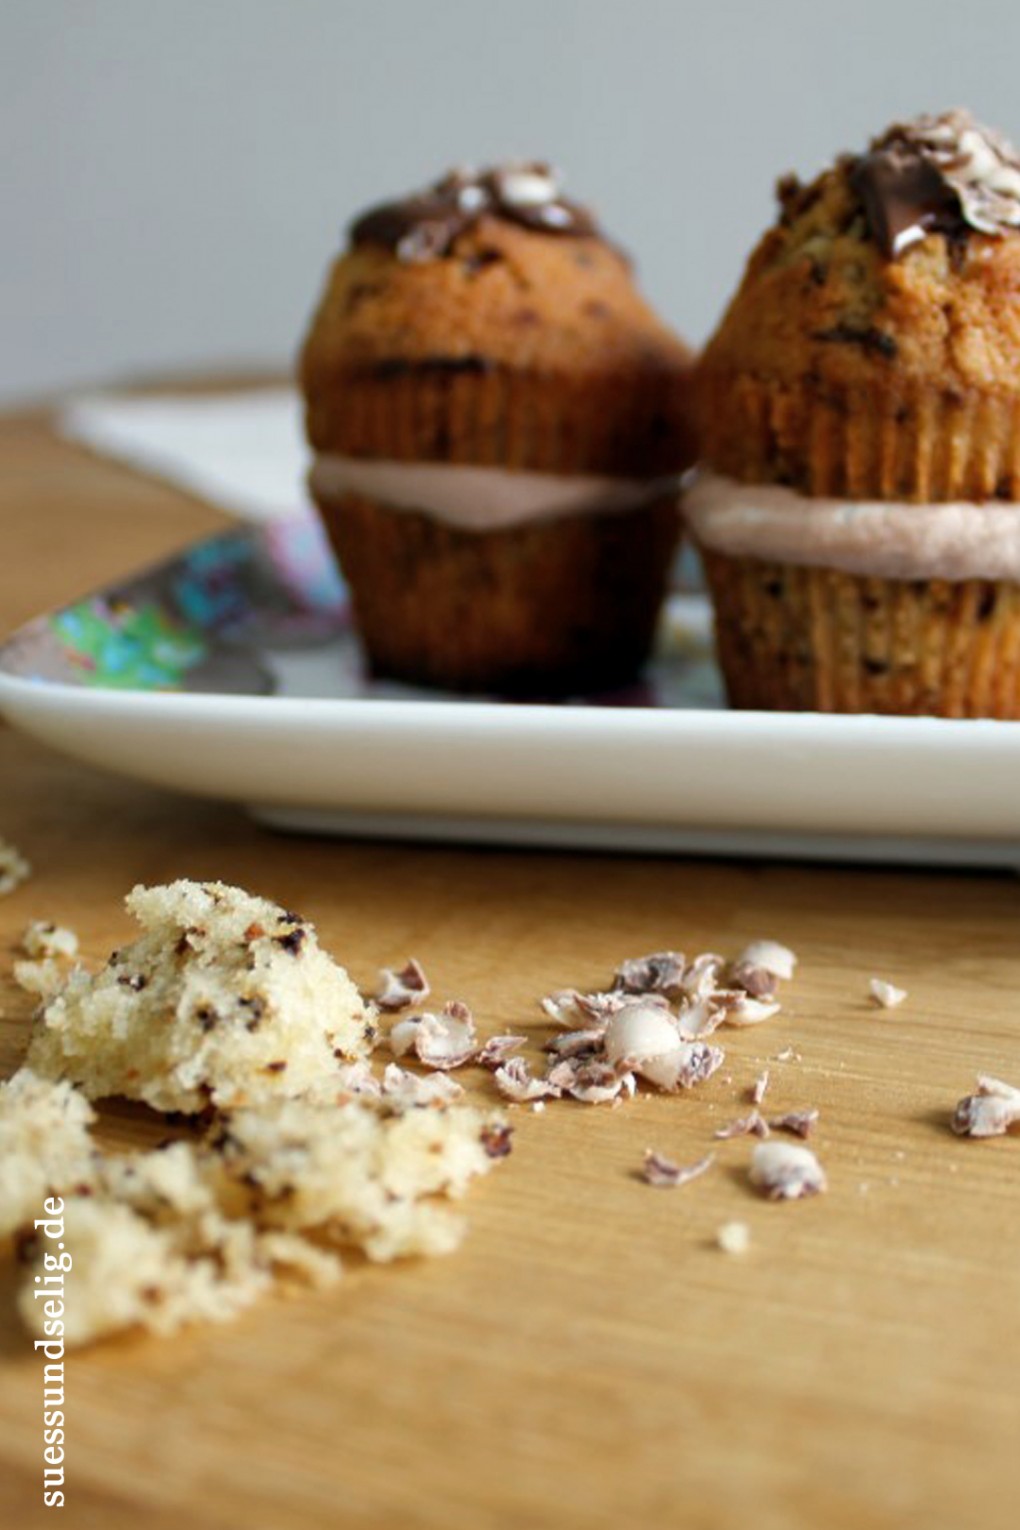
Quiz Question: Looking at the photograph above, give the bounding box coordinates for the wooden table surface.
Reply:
[1,403,1019,1530]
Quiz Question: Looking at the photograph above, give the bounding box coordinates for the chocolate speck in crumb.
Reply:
[814,323,897,358]
[265,1061,288,1074]
[481,1123,514,1160]
[275,927,307,957]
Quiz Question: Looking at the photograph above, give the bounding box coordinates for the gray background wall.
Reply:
[2,0,1018,403]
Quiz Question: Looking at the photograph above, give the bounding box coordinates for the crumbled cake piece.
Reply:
[20,920,79,960]
[716,1220,751,1255]
[951,1076,1020,1137]
[25,881,376,1113]
[8,1077,508,1344]
[749,1140,827,1200]
[208,1095,508,1262]
[640,1149,714,1188]
[16,1139,339,1346]
[375,958,429,1012]
[13,957,67,1001]
[869,978,908,1009]
[0,1070,97,1236]
[0,837,30,896]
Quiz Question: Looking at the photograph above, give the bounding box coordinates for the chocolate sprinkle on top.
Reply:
[350,163,601,262]
[849,108,1020,258]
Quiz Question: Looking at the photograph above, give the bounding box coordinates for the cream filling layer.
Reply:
[309,454,677,531]
[685,471,1020,583]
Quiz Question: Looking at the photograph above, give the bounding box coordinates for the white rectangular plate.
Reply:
[0,524,1017,865]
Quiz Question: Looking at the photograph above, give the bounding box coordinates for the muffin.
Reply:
[690,109,1020,717]
[300,163,694,695]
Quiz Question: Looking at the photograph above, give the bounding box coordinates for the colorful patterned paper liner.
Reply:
[0,523,722,709]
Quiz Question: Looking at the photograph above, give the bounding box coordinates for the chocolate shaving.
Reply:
[714,1111,770,1141]
[351,163,601,263]
[640,1150,715,1188]
[951,1076,1020,1138]
[375,958,430,1012]
[767,1108,819,1139]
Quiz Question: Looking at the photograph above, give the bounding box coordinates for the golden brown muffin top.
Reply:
[699,109,1020,396]
[300,163,691,408]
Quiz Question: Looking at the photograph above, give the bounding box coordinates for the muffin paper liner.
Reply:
[701,548,1020,717]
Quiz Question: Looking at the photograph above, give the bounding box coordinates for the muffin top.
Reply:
[699,109,1020,396]
[300,162,691,394]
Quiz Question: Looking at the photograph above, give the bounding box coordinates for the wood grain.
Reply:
[0,402,1019,1530]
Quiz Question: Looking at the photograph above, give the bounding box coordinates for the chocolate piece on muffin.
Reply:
[691,109,1020,717]
[300,163,694,695]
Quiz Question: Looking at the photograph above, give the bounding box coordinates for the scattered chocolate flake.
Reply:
[951,1076,1020,1138]
[716,1221,751,1255]
[714,1111,770,1141]
[728,963,779,999]
[678,953,726,1002]
[544,1027,605,1059]
[640,1149,715,1188]
[117,972,148,991]
[716,994,782,1028]
[674,995,727,1040]
[380,1062,463,1107]
[264,1060,287,1074]
[612,951,687,999]
[539,989,640,1027]
[493,1057,561,1102]
[749,1140,827,1200]
[375,958,430,1012]
[474,1034,527,1069]
[390,1002,478,1069]
[767,1108,819,1139]
[869,977,907,1009]
[750,1069,770,1106]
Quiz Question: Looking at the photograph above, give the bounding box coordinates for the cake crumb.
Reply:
[0,838,30,897]
[869,977,907,1009]
[24,880,376,1113]
[21,920,79,960]
[716,1220,751,1255]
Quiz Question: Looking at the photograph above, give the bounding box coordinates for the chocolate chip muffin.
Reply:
[690,109,1020,717]
[300,163,694,695]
